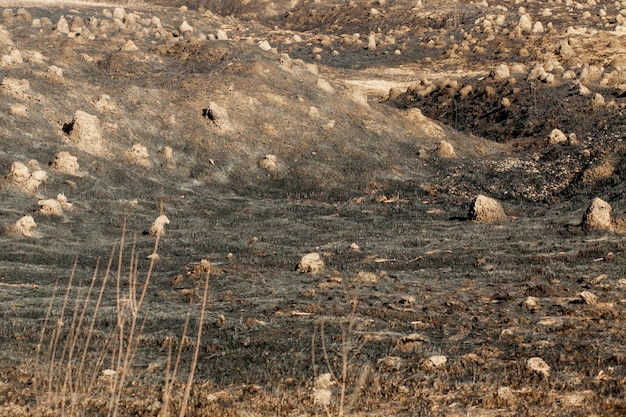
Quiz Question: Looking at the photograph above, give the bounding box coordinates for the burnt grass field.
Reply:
[1,0,626,416]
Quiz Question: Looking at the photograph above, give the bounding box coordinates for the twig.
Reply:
[179,270,211,417]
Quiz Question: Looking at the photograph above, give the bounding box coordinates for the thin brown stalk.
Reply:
[59,274,85,413]
[47,257,77,404]
[159,338,174,417]
[77,246,115,386]
[162,300,193,417]
[63,258,101,414]
[338,302,358,417]
[111,235,161,417]
[319,322,339,384]
[311,324,317,380]
[179,270,210,417]
[36,275,60,360]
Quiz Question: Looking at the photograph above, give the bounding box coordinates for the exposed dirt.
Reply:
[0,1,626,416]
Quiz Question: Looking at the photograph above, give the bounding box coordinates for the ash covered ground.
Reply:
[0,1,626,416]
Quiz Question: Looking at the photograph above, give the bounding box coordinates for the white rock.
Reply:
[579,290,598,305]
[297,253,324,274]
[5,215,36,237]
[469,194,507,223]
[258,40,272,51]
[518,14,533,33]
[179,21,193,34]
[427,355,448,367]
[149,215,170,237]
[549,128,567,144]
[259,155,278,173]
[112,7,126,20]
[527,357,550,377]
[436,139,456,158]
[582,197,613,231]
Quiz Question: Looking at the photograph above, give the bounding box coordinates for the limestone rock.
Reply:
[149,215,170,237]
[38,198,64,217]
[549,128,568,144]
[436,139,456,158]
[120,40,139,52]
[526,357,550,377]
[469,195,507,223]
[8,103,27,116]
[5,215,36,237]
[203,102,233,131]
[582,197,613,231]
[315,78,335,94]
[491,64,510,81]
[297,253,324,274]
[179,21,193,34]
[259,155,278,173]
[1,78,33,100]
[124,143,152,168]
[49,151,80,176]
[66,110,106,155]
[258,40,272,51]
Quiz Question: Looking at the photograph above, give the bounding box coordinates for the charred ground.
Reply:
[0,0,626,416]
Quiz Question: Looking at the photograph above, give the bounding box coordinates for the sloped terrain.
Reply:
[0,1,626,416]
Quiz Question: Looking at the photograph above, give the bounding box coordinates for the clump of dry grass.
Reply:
[31,217,210,417]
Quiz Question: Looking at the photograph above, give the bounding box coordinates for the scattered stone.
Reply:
[421,355,448,371]
[4,161,30,185]
[353,271,378,283]
[216,29,228,40]
[491,63,510,81]
[258,40,272,51]
[523,296,540,310]
[518,14,533,33]
[56,16,69,34]
[94,94,117,113]
[66,110,106,156]
[259,154,278,173]
[49,151,80,176]
[591,93,605,107]
[120,40,139,52]
[549,128,568,144]
[497,386,517,405]
[315,78,335,94]
[582,197,613,231]
[377,356,404,370]
[38,198,64,217]
[579,290,598,305]
[435,139,456,158]
[1,78,33,100]
[5,161,47,194]
[23,170,48,194]
[312,373,333,407]
[404,108,444,138]
[469,194,507,223]
[526,357,550,378]
[47,65,64,81]
[178,21,193,34]
[8,103,27,116]
[124,143,152,168]
[4,215,36,237]
[297,252,324,274]
[112,7,126,21]
[16,8,32,22]
[203,102,233,131]
[149,214,170,237]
